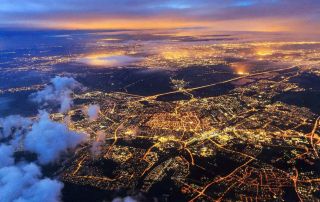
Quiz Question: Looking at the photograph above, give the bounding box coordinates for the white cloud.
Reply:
[0,111,84,202]
[30,76,83,113]
[0,76,90,202]
[0,163,63,202]
[0,111,85,201]
[0,115,31,140]
[112,196,138,202]
[0,144,14,168]
[90,130,105,156]
[15,178,63,202]
[86,104,100,121]
[24,111,87,164]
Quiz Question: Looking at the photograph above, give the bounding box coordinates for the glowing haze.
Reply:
[1,0,319,33]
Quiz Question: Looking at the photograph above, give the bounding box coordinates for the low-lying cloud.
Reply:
[30,76,83,113]
[0,162,63,202]
[0,115,31,139]
[0,111,85,201]
[25,111,87,164]
[90,130,105,156]
[86,104,100,121]
[0,76,88,202]
[112,196,138,202]
[0,144,14,168]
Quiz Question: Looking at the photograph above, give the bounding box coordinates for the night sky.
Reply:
[1,0,319,33]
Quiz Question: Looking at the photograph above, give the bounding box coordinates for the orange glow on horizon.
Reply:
[29,17,297,33]
[41,18,201,30]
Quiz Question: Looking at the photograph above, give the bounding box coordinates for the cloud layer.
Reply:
[0,76,87,202]
[0,111,85,202]
[0,144,14,168]
[86,104,100,122]
[0,162,63,202]
[0,0,320,33]
[90,130,105,156]
[0,115,31,139]
[31,76,82,113]
[25,111,87,164]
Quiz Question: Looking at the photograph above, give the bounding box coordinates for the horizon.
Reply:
[1,1,320,202]
[1,0,320,34]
